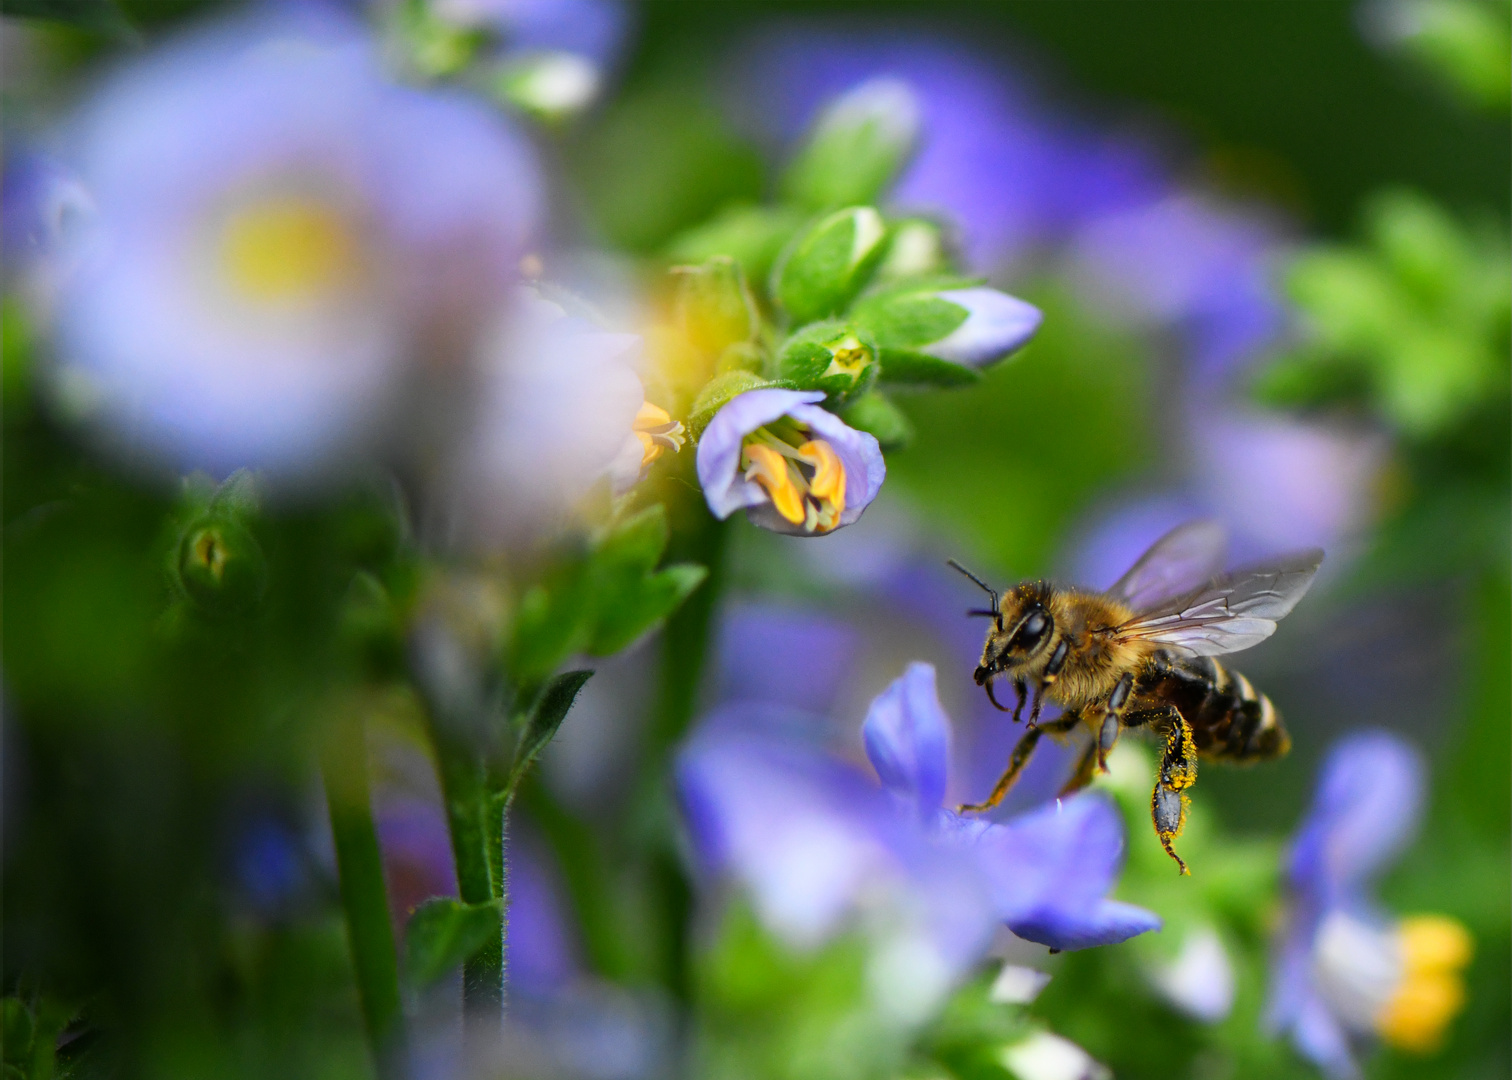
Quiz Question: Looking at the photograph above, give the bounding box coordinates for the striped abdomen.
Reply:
[1133,653,1290,761]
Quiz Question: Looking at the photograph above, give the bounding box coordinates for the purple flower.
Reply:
[1267,730,1473,1077]
[677,661,1159,989]
[49,5,542,480]
[696,389,885,536]
[715,602,860,718]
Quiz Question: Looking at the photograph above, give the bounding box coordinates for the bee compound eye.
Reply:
[1016,609,1049,651]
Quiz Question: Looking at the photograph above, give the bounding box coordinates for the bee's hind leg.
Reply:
[1134,706,1197,875]
[960,711,1080,814]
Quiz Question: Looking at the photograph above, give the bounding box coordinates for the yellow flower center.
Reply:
[740,422,848,533]
[1375,914,1473,1053]
[633,402,686,467]
[219,195,357,305]
[821,334,871,384]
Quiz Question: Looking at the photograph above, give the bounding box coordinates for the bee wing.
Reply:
[1117,549,1324,657]
[1108,519,1230,612]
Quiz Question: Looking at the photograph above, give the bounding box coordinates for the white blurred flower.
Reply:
[48,6,541,480]
[999,1032,1110,1080]
[444,290,680,548]
[1150,925,1236,1023]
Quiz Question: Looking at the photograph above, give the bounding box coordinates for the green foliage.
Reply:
[688,369,785,437]
[840,390,915,450]
[404,898,505,989]
[1380,0,1512,110]
[773,207,890,325]
[506,670,594,794]
[506,504,707,684]
[667,205,809,298]
[1255,188,1510,438]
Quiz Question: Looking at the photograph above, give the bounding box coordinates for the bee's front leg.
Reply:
[1029,641,1070,727]
[960,711,1080,814]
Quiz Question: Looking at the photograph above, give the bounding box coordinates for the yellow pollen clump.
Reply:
[220,195,356,304]
[1376,914,1473,1053]
[633,402,686,467]
[742,443,805,525]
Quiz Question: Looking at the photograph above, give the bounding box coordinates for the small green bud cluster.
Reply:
[168,470,268,619]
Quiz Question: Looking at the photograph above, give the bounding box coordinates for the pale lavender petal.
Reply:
[696,389,825,520]
[863,662,951,822]
[930,287,1043,367]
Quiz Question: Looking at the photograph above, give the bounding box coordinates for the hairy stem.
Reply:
[322,711,408,1080]
[430,729,505,1039]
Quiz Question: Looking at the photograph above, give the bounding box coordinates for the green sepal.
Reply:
[404,897,504,989]
[839,390,914,451]
[672,256,760,360]
[688,370,778,439]
[716,341,766,376]
[772,207,889,325]
[875,348,981,388]
[851,283,972,350]
[587,505,708,655]
[507,669,593,792]
[774,320,879,408]
[666,205,807,293]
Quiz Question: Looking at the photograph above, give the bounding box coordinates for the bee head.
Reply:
[949,561,1055,681]
[977,591,1054,679]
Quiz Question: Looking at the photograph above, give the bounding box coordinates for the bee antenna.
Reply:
[947,559,999,613]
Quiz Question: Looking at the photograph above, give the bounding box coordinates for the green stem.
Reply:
[322,712,409,1080]
[637,506,729,998]
[429,728,505,1039]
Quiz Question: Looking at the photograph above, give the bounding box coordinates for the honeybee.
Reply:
[950,520,1322,874]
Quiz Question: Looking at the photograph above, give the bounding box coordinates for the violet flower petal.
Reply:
[863,661,950,823]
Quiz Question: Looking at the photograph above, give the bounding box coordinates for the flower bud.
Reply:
[773,206,888,325]
[174,515,268,617]
[853,281,1042,384]
[494,51,602,121]
[775,320,878,408]
[875,218,952,282]
[781,78,921,211]
[672,256,760,360]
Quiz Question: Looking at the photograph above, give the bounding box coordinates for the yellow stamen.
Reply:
[797,439,846,517]
[633,402,685,466]
[1376,915,1473,1053]
[219,195,356,304]
[742,443,806,525]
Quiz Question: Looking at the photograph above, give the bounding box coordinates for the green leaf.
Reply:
[875,347,982,387]
[587,506,708,654]
[772,207,889,325]
[508,669,594,789]
[1,0,132,34]
[592,563,706,656]
[506,553,596,685]
[840,391,914,450]
[404,898,504,988]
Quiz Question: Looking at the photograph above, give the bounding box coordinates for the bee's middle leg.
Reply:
[1094,672,1136,771]
[959,711,1080,814]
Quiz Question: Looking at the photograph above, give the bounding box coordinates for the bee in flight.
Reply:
[949,520,1322,874]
